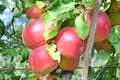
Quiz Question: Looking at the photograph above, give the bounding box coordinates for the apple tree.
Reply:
[0,0,120,80]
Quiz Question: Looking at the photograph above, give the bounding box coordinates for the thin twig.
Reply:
[0,68,30,70]
[94,54,117,80]
[1,66,120,71]
[81,0,102,80]
[77,66,120,69]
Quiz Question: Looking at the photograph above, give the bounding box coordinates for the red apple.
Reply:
[22,19,52,50]
[26,4,46,19]
[59,56,80,71]
[56,27,83,58]
[79,41,87,56]
[28,45,59,74]
[84,11,111,42]
[22,19,44,50]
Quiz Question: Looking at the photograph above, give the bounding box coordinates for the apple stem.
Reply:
[81,0,102,80]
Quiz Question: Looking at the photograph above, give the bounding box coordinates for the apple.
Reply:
[56,27,83,58]
[79,41,87,56]
[28,45,59,74]
[84,11,111,42]
[26,4,46,19]
[107,10,120,26]
[22,19,53,50]
[38,75,56,80]
[59,56,80,71]
[95,39,113,53]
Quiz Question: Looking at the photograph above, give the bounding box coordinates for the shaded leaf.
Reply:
[0,20,4,38]
[0,5,6,14]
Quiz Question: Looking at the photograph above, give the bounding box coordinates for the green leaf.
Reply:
[0,20,4,38]
[88,68,95,80]
[25,1,34,8]
[20,48,29,59]
[15,0,23,12]
[53,75,62,80]
[0,5,6,14]
[20,0,25,9]
[113,40,120,53]
[46,43,61,62]
[5,48,17,56]
[12,7,22,17]
[94,50,110,67]
[75,12,90,40]
[48,0,75,11]
[82,0,96,8]
[108,25,120,53]
[46,43,56,53]
[42,13,55,30]
[2,0,15,10]
[25,19,35,26]
[115,26,120,39]
[43,30,58,41]
[61,18,75,28]
[95,68,107,80]
[47,0,60,11]
[100,2,111,12]
[41,0,75,31]
[0,40,5,47]
[49,51,61,63]
[36,1,45,8]
[41,12,70,31]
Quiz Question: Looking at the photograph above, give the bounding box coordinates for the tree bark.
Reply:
[81,0,102,80]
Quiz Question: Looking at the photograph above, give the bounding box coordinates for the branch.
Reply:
[81,0,102,80]
[0,68,30,70]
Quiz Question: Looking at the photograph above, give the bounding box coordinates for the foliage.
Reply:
[0,0,120,80]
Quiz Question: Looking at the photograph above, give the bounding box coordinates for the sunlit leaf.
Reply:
[46,43,61,62]
[36,1,45,8]
[44,30,57,41]
[93,50,110,67]
[75,12,90,40]
[108,25,120,53]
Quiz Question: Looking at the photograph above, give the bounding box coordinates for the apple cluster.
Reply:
[22,18,86,73]
[22,3,86,76]
[22,2,111,78]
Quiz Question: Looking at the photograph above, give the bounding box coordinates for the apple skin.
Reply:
[84,11,111,42]
[59,56,80,71]
[95,39,113,53]
[22,19,45,50]
[26,5,46,19]
[79,41,87,56]
[22,19,53,50]
[56,27,83,58]
[28,45,59,74]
